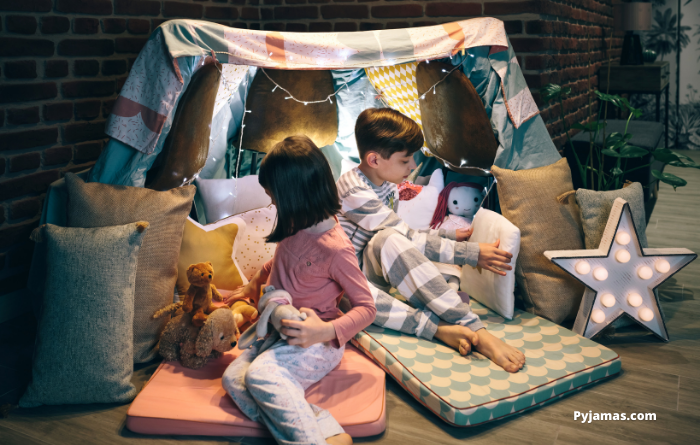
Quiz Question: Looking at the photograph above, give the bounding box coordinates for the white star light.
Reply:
[545,198,696,341]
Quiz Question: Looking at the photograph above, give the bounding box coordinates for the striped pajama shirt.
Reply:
[337,168,484,340]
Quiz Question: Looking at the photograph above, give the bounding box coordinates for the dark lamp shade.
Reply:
[614,2,652,31]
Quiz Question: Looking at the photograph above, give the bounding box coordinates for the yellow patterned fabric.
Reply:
[177,216,247,295]
[365,63,430,153]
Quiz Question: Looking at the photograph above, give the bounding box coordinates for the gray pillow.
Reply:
[575,182,648,249]
[20,222,148,407]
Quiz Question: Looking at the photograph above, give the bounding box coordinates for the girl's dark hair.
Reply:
[355,108,424,160]
[258,135,340,243]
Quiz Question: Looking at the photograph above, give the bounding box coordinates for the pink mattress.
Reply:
[126,344,386,437]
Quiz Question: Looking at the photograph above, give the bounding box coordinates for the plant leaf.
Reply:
[618,145,649,158]
[652,149,682,163]
[670,153,700,169]
[540,84,565,103]
[602,149,623,158]
[611,167,624,177]
[572,121,606,132]
[652,170,687,189]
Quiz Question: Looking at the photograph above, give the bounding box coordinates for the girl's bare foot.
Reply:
[434,322,479,356]
[474,329,525,373]
[327,433,353,445]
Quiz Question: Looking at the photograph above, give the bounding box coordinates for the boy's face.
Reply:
[371,150,417,184]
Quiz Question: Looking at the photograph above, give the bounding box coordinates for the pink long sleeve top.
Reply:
[261,219,377,347]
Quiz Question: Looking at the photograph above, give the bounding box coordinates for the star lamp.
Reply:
[544,198,696,341]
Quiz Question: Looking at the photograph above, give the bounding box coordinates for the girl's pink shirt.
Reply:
[261,221,377,347]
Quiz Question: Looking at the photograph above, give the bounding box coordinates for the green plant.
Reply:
[541,83,700,191]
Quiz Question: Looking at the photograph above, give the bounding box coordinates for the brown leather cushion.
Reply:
[242,69,338,154]
[65,173,196,363]
[417,61,497,176]
[492,158,586,324]
[146,62,221,191]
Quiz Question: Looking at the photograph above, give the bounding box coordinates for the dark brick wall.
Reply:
[0,0,261,297]
[0,0,620,298]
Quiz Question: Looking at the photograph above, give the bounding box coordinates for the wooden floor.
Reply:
[2,152,699,445]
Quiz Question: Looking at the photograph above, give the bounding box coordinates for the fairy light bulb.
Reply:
[627,293,642,307]
[591,309,606,324]
[616,231,631,245]
[639,308,654,322]
[615,249,631,263]
[655,259,670,273]
[601,293,616,308]
[593,267,608,281]
[575,260,591,275]
[638,266,653,280]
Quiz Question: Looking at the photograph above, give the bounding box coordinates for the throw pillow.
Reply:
[576,182,648,249]
[19,222,147,407]
[177,216,248,295]
[460,208,521,319]
[396,169,444,230]
[64,173,195,363]
[234,204,277,280]
[491,158,586,324]
[194,175,271,225]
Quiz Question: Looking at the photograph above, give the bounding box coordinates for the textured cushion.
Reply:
[575,182,648,249]
[64,173,195,363]
[491,158,585,324]
[460,208,521,319]
[234,205,277,280]
[19,222,147,407]
[195,175,271,225]
[177,216,248,295]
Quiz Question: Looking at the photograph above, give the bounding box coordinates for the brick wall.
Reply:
[0,0,620,302]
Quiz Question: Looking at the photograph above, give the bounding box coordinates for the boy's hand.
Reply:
[224,269,268,307]
[477,240,513,276]
[280,309,336,348]
[456,227,473,242]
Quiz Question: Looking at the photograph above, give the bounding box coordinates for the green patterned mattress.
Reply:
[352,297,621,427]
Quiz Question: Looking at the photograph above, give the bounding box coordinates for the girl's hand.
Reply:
[279,309,336,348]
[224,269,268,307]
[456,227,473,242]
[477,240,513,276]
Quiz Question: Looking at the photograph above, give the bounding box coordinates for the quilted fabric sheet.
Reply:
[352,298,621,426]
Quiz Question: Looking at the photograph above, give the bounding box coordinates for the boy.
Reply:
[337,108,525,373]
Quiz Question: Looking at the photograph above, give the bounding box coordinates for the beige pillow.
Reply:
[176,216,248,295]
[491,158,585,324]
[64,173,195,363]
[234,205,277,280]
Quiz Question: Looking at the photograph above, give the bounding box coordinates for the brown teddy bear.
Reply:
[183,262,223,327]
[230,300,259,331]
[155,308,237,369]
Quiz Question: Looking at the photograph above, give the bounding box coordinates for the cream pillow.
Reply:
[234,204,277,280]
[177,216,248,295]
[460,208,521,319]
[396,169,444,230]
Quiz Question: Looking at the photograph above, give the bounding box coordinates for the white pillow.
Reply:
[397,169,444,230]
[234,204,277,280]
[460,208,521,319]
[195,175,272,223]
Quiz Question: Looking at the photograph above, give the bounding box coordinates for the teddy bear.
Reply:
[229,300,259,331]
[183,261,223,327]
[154,308,237,369]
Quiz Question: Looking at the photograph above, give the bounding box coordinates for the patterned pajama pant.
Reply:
[222,335,346,445]
[363,228,485,340]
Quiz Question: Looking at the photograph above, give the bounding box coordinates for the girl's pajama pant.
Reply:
[363,228,485,340]
[222,335,345,445]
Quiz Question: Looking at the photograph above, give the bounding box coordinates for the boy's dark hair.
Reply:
[355,108,424,160]
[258,135,341,243]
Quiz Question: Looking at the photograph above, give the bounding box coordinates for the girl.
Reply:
[222,135,377,445]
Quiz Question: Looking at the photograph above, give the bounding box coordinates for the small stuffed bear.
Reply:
[230,300,258,331]
[237,286,306,353]
[183,262,223,327]
[156,308,237,369]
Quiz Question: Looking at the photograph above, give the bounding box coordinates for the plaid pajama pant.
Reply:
[363,228,485,340]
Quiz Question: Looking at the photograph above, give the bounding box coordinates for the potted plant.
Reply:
[540,83,699,220]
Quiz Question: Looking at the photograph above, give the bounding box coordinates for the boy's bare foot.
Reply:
[434,322,479,356]
[474,329,525,373]
[327,433,353,445]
